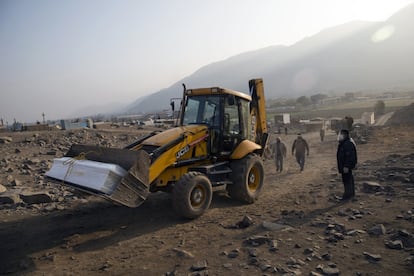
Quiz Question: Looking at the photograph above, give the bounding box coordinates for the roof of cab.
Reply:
[185,87,252,101]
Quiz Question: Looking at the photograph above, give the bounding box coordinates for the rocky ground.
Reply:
[0,125,413,276]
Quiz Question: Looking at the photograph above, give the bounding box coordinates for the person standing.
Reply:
[274,137,287,172]
[337,129,358,200]
[292,134,309,172]
[320,128,325,142]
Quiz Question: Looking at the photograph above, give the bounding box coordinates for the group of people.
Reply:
[272,133,309,173]
[271,129,357,201]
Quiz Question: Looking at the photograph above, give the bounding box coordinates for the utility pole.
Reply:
[42,113,45,124]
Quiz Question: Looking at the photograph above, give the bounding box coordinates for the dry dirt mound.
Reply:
[386,103,414,126]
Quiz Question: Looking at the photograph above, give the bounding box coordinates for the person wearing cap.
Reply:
[274,137,287,172]
[337,129,358,200]
[292,133,309,172]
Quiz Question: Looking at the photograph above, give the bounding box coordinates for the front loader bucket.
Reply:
[54,144,151,208]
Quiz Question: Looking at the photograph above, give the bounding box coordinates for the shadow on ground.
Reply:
[0,189,244,274]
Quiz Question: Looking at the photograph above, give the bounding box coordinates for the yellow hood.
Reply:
[142,125,208,147]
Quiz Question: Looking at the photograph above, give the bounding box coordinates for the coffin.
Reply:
[46,157,127,195]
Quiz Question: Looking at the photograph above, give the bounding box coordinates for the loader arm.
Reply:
[249,78,268,156]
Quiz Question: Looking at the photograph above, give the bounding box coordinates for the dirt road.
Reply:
[0,126,413,275]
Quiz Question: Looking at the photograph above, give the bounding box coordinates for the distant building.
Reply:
[274,113,290,125]
[361,112,375,125]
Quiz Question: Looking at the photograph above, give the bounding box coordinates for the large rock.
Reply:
[368,224,386,236]
[262,221,291,231]
[172,248,194,259]
[190,260,208,271]
[0,192,21,204]
[11,179,22,186]
[227,249,240,258]
[363,252,381,262]
[235,215,254,228]
[385,240,404,250]
[362,181,382,193]
[19,192,52,204]
[244,235,271,246]
[0,136,12,144]
[316,264,340,276]
[0,184,7,194]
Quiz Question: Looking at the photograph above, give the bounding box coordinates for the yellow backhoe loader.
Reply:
[46,79,268,218]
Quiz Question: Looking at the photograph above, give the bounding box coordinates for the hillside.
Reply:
[127,3,414,114]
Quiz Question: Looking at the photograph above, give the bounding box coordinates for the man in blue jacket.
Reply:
[337,129,358,200]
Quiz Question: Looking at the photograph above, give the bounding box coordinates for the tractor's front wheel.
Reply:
[172,172,213,219]
[227,154,264,203]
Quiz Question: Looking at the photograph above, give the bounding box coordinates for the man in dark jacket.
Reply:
[337,129,358,200]
[274,137,287,172]
[292,134,309,172]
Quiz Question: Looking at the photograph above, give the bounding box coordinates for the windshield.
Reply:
[182,95,221,127]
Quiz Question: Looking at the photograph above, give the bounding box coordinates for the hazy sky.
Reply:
[1,0,413,123]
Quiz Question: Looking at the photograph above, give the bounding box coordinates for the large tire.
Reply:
[172,172,213,219]
[227,154,264,203]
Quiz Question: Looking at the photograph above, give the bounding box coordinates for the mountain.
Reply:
[127,4,414,114]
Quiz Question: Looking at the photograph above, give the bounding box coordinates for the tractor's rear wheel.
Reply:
[227,154,264,203]
[172,172,213,219]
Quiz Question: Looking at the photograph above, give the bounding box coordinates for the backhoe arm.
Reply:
[249,78,268,156]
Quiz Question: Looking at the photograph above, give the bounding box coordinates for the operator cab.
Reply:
[181,89,252,157]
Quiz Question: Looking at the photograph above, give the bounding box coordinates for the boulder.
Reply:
[6,175,14,183]
[362,181,382,193]
[19,192,52,204]
[316,265,340,276]
[385,240,403,250]
[363,252,381,262]
[235,215,254,228]
[0,184,7,194]
[262,221,291,231]
[0,192,21,204]
[172,248,194,259]
[0,136,12,144]
[11,179,22,186]
[227,249,240,258]
[244,235,270,246]
[368,224,386,236]
[269,240,278,251]
[190,260,208,271]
